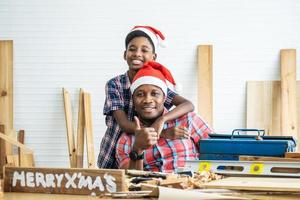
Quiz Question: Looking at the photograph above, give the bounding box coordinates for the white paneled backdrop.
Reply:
[0,0,300,167]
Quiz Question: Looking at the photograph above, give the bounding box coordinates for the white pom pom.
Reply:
[159,39,167,48]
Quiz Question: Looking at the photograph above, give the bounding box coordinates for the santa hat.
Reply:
[125,26,166,51]
[130,61,176,95]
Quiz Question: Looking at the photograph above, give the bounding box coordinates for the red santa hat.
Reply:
[130,61,176,95]
[125,26,166,51]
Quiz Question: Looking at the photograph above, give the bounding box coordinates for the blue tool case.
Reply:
[199,129,297,160]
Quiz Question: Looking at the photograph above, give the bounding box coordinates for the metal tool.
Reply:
[184,160,300,177]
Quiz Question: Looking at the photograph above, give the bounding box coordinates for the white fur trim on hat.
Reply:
[131,27,164,50]
[130,76,167,95]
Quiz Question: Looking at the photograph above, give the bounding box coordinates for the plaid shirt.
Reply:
[97,71,176,169]
[116,111,213,172]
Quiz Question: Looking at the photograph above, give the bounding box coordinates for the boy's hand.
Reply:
[161,126,190,140]
[133,117,158,151]
[151,116,165,135]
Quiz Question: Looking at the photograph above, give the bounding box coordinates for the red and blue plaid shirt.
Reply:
[116,111,213,172]
[97,72,176,169]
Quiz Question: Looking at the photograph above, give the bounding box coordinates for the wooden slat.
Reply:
[285,152,300,158]
[239,155,300,162]
[0,131,32,153]
[83,92,95,168]
[0,125,5,178]
[0,40,13,176]
[76,89,85,168]
[280,49,297,140]
[17,130,24,166]
[6,155,19,167]
[203,177,300,192]
[4,167,126,195]
[62,88,77,168]
[246,81,300,137]
[197,45,213,126]
[246,81,282,135]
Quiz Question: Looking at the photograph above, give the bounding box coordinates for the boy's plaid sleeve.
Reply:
[103,80,124,115]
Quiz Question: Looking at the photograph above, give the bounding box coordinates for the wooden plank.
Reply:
[140,184,159,197]
[0,179,3,197]
[0,125,5,178]
[285,152,300,158]
[16,130,34,167]
[0,40,13,176]
[62,88,77,168]
[0,131,33,153]
[246,81,300,137]
[280,49,298,140]
[6,155,19,167]
[203,177,300,192]
[197,45,213,126]
[76,89,85,168]
[18,130,24,166]
[17,130,24,156]
[239,155,300,162]
[4,166,125,195]
[83,92,95,168]
[246,81,280,135]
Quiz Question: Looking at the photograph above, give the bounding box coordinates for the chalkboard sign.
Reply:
[4,167,126,195]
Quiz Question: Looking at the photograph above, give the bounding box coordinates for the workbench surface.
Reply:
[1,192,300,200]
[0,192,146,200]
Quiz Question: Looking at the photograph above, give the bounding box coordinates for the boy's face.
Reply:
[124,37,157,71]
[133,84,164,121]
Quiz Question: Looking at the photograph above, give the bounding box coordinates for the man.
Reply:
[116,61,213,173]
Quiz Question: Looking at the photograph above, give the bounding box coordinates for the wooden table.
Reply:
[0,192,147,200]
[1,191,300,200]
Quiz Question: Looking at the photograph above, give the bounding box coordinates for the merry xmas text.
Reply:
[12,171,117,192]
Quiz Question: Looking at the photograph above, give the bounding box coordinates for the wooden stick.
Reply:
[285,152,300,158]
[17,130,34,167]
[0,125,6,178]
[239,155,300,162]
[17,130,24,164]
[280,49,298,142]
[83,92,95,168]
[62,88,77,168]
[6,155,19,167]
[0,131,33,153]
[197,45,213,126]
[76,89,85,168]
[0,40,13,172]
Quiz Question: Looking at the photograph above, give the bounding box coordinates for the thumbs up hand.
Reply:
[134,116,141,130]
[133,116,158,151]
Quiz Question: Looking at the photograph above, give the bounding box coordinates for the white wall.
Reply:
[0,0,299,167]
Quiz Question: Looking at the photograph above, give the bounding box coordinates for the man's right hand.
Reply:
[133,116,158,151]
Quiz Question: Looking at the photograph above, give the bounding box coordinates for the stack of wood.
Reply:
[121,170,222,196]
[0,128,34,168]
[247,49,299,150]
[62,88,95,168]
[0,40,34,177]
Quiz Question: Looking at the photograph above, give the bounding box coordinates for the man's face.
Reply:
[133,84,165,121]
